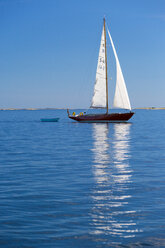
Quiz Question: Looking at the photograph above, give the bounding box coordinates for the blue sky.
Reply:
[0,0,165,109]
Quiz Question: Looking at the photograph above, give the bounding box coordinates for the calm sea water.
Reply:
[0,109,165,247]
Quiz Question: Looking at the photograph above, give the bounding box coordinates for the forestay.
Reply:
[91,26,106,108]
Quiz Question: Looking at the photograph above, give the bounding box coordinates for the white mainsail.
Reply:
[107,27,131,110]
[91,26,106,108]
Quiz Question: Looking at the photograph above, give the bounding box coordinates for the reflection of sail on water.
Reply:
[113,124,132,184]
[92,124,109,184]
[91,123,140,239]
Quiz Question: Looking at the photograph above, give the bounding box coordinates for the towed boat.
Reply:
[40,118,59,122]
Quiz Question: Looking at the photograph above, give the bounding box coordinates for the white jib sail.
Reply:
[107,27,131,110]
[91,26,106,108]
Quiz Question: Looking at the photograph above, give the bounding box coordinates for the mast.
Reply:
[103,18,108,114]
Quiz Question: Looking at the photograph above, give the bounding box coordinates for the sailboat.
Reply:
[67,18,134,122]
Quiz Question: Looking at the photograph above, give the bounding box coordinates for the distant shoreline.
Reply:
[0,108,66,111]
[0,107,165,111]
[134,107,165,110]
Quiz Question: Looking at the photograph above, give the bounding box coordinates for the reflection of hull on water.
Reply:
[69,112,134,123]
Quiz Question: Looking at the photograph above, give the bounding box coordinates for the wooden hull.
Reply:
[69,112,134,123]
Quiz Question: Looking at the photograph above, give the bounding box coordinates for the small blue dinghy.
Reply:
[40,118,59,122]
